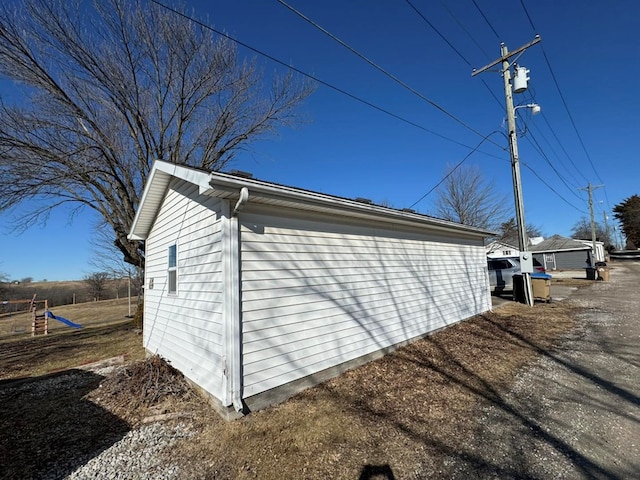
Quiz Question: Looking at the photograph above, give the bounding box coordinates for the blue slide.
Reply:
[45,311,82,329]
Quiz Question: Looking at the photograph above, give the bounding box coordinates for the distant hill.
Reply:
[1,279,140,312]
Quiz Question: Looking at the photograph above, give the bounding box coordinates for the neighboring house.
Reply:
[574,239,606,263]
[129,160,493,418]
[529,236,545,246]
[530,235,598,270]
[486,240,519,259]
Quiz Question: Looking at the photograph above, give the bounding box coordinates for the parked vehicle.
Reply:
[487,257,545,292]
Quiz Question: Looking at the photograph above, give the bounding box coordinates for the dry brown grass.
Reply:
[0,320,145,380]
[160,301,579,479]
[0,298,581,479]
[0,297,138,336]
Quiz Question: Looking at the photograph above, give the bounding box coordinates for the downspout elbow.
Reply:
[233,187,249,217]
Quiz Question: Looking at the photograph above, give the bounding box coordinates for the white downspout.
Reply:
[233,187,249,216]
[230,187,249,412]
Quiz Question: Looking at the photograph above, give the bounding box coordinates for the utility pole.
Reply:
[603,210,611,248]
[579,183,604,267]
[473,36,541,306]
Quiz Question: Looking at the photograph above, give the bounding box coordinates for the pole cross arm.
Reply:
[472,35,541,76]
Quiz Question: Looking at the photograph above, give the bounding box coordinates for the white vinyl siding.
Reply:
[240,209,490,397]
[143,179,225,400]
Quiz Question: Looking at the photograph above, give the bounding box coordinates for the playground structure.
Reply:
[0,294,81,335]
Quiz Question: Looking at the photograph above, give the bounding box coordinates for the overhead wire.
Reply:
[521,161,588,214]
[148,0,506,160]
[276,0,505,148]
[471,0,501,41]
[406,0,585,213]
[522,129,584,200]
[518,0,610,209]
[526,120,584,188]
[471,0,595,212]
[520,86,587,186]
[151,0,588,217]
[408,131,501,209]
[404,0,504,109]
[439,0,492,61]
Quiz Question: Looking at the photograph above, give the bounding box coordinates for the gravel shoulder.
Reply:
[440,262,640,479]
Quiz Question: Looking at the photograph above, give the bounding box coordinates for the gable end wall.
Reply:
[143,179,225,401]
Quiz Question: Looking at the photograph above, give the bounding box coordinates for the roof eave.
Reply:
[208,172,495,238]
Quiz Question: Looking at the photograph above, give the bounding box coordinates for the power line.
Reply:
[539,49,604,184]
[539,113,589,184]
[527,117,586,188]
[276,0,504,148]
[153,0,583,214]
[404,0,504,109]
[471,0,501,40]
[522,129,584,200]
[408,131,502,209]
[521,161,588,214]
[531,119,580,185]
[520,86,589,186]
[518,0,608,202]
[148,0,505,160]
[404,0,471,66]
[439,0,492,61]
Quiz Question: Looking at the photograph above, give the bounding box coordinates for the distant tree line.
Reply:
[0,274,141,313]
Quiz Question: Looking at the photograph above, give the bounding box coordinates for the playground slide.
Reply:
[45,311,82,329]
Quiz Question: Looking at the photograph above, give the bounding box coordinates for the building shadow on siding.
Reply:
[0,370,130,479]
[240,219,488,395]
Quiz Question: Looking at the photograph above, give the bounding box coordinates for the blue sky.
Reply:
[1,0,639,281]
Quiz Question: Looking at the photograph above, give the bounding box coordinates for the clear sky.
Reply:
[1,0,639,281]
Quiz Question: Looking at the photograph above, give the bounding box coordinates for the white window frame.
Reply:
[168,244,178,294]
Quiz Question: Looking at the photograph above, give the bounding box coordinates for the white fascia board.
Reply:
[128,160,211,240]
[208,172,495,238]
[128,165,168,240]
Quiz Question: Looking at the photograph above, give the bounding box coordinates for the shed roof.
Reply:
[129,160,495,241]
[528,235,591,253]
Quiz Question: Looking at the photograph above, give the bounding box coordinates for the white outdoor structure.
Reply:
[486,240,520,259]
[129,160,493,418]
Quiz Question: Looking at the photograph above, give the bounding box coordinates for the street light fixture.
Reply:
[514,103,541,115]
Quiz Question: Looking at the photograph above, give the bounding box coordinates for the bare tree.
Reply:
[571,217,612,248]
[0,0,314,271]
[84,272,111,301]
[433,164,510,231]
[0,271,8,297]
[497,217,543,247]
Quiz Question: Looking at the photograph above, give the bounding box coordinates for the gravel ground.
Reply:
[63,422,193,480]
[425,262,640,479]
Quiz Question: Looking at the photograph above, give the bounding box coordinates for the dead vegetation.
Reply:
[91,355,194,423]
[161,301,580,479]
[0,300,583,479]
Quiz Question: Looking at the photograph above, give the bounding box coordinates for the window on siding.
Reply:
[168,244,177,294]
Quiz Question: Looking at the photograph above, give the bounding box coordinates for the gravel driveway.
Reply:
[437,262,640,479]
